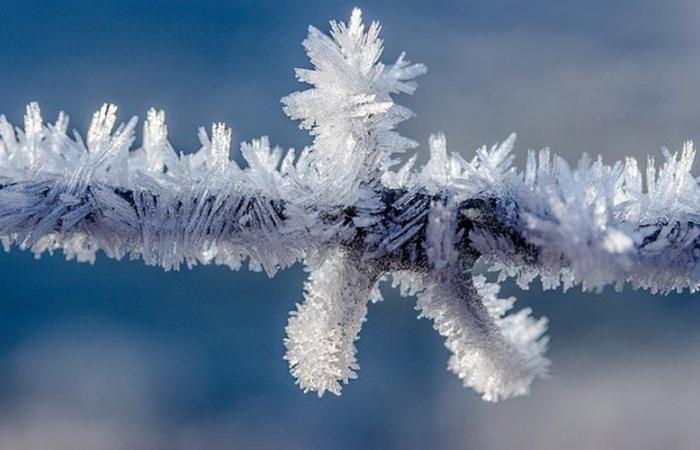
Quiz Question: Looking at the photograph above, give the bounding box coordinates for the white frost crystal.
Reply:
[284,248,380,396]
[0,8,697,401]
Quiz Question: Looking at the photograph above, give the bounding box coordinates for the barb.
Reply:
[0,8,697,401]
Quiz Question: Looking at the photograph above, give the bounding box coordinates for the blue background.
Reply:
[1,1,700,449]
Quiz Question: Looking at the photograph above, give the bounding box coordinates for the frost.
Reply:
[284,248,379,396]
[0,8,697,401]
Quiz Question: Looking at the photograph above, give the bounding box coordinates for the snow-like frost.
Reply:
[284,248,380,397]
[0,8,697,401]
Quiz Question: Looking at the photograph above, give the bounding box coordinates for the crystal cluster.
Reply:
[0,8,697,401]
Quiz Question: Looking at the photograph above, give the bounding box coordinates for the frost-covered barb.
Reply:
[0,9,698,402]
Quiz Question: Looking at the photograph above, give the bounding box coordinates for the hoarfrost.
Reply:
[0,8,695,400]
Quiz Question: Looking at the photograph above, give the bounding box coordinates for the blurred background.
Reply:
[2,1,700,449]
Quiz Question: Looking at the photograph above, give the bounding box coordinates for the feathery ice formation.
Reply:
[0,9,698,401]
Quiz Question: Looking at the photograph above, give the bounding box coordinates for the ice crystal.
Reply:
[0,8,697,401]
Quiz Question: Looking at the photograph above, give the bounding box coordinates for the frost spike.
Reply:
[142,108,168,174]
[87,103,118,149]
[282,7,426,201]
[210,122,232,171]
